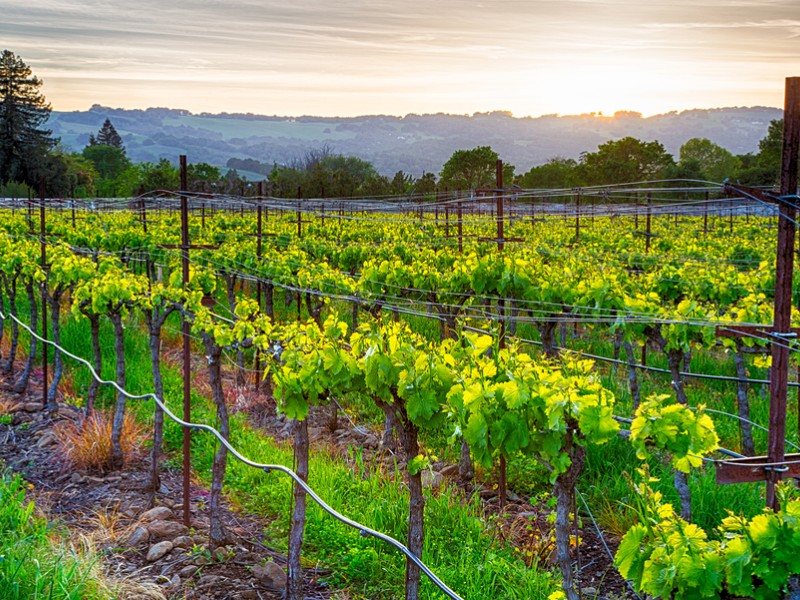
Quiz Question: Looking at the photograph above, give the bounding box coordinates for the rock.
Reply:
[166,574,181,588]
[36,432,58,448]
[139,506,173,522]
[239,591,258,600]
[581,587,598,597]
[308,426,325,441]
[362,434,380,449]
[172,535,194,549]
[146,520,188,541]
[69,472,86,484]
[179,565,199,578]
[146,541,174,562]
[252,561,286,589]
[197,574,221,588]
[194,555,211,567]
[439,464,459,477]
[123,526,150,547]
[507,490,521,502]
[422,471,444,490]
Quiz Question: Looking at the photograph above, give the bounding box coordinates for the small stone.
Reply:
[146,541,174,562]
[581,587,598,597]
[197,574,221,588]
[36,432,58,447]
[69,472,86,484]
[179,565,199,578]
[252,561,286,589]
[21,402,41,412]
[194,555,211,567]
[439,464,459,477]
[362,434,380,449]
[422,471,444,490]
[159,483,170,494]
[146,520,188,541]
[172,535,194,549]
[239,591,258,600]
[140,506,174,522]
[123,526,150,547]
[167,574,181,588]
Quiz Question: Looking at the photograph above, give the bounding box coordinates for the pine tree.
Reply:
[95,118,125,151]
[0,50,57,186]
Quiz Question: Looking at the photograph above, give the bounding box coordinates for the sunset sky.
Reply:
[2,0,798,117]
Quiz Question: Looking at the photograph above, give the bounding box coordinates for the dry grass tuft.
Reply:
[0,395,14,416]
[74,533,167,600]
[53,410,147,473]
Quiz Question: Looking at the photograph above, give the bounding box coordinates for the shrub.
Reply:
[54,410,146,473]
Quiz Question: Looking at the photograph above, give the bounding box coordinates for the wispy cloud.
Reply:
[1,0,794,116]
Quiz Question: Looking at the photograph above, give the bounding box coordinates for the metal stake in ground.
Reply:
[159,156,219,526]
[39,176,48,411]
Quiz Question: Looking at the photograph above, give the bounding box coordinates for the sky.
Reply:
[1,0,798,118]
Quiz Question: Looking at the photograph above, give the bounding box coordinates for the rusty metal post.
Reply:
[575,189,581,242]
[296,187,302,239]
[254,183,264,390]
[767,77,800,510]
[496,160,504,252]
[179,155,192,527]
[645,192,652,253]
[457,201,463,254]
[39,177,48,410]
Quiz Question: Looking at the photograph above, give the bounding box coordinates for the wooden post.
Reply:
[296,187,302,239]
[255,183,264,390]
[39,177,48,410]
[179,155,192,527]
[496,160,505,252]
[457,202,463,254]
[768,77,800,510]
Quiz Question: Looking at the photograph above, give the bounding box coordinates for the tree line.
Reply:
[0,49,791,200]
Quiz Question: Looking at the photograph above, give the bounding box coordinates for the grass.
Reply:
[53,410,148,473]
[0,467,164,600]
[2,245,786,597]
[39,305,559,599]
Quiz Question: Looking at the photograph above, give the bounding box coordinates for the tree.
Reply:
[439,146,508,190]
[414,171,437,194]
[187,162,222,191]
[677,138,740,183]
[82,144,130,181]
[0,50,57,186]
[92,118,125,151]
[138,158,179,191]
[517,157,580,188]
[580,137,673,185]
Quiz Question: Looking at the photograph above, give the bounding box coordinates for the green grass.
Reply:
[48,307,559,599]
[0,468,112,600]
[5,264,786,597]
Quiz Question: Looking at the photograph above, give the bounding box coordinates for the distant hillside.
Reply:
[48,105,782,177]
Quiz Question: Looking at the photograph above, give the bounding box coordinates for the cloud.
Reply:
[2,0,794,116]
